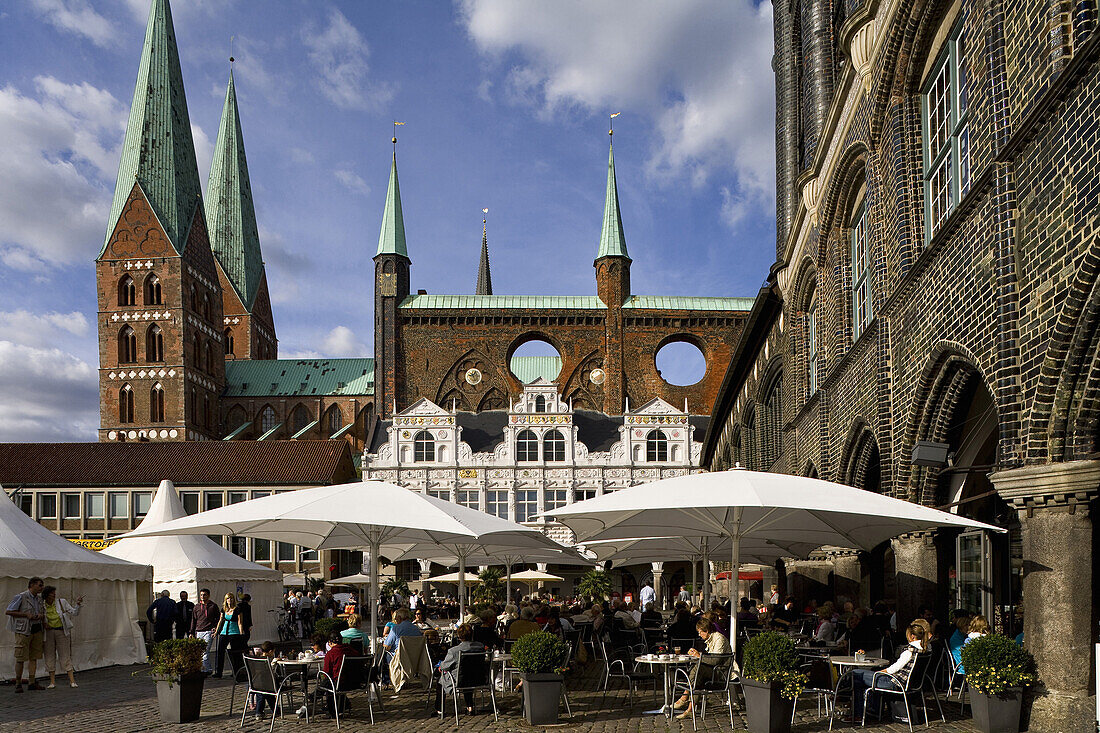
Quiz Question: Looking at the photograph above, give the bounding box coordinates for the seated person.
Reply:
[506,606,542,640]
[736,597,759,628]
[839,609,882,655]
[965,615,990,644]
[813,606,836,642]
[772,596,800,629]
[917,604,942,641]
[413,606,433,630]
[666,609,698,649]
[382,608,422,664]
[340,613,365,645]
[297,633,357,719]
[672,619,733,719]
[851,623,928,718]
[947,609,971,671]
[436,624,485,715]
[472,609,505,650]
[640,602,663,627]
[246,641,278,720]
[611,600,639,629]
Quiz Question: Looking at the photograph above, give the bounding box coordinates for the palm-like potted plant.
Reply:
[511,630,569,724]
[472,567,504,605]
[741,631,807,733]
[145,638,208,723]
[576,568,612,604]
[960,634,1036,733]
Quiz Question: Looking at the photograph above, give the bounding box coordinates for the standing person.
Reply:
[174,591,194,640]
[6,577,46,693]
[212,593,244,678]
[41,586,82,689]
[190,589,219,674]
[639,580,656,610]
[677,585,691,604]
[408,590,419,611]
[146,590,176,643]
[235,593,253,646]
[768,584,780,606]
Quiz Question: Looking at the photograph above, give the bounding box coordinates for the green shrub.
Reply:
[576,569,612,602]
[314,617,349,639]
[959,634,1036,695]
[511,631,568,675]
[742,631,807,700]
[147,638,206,679]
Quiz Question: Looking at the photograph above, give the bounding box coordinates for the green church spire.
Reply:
[596,138,630,261]
[205,71,265,309]
[476,216,492,295]
[101,0,203,258]
[376,153,409,258]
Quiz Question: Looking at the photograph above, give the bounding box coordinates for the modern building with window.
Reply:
[364,378,708,598]
[703,1,1100,729]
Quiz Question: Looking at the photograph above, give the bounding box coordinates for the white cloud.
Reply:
[0,310,90,349]
[460,0,776,224]
[0,76,126,269]
[321,326,367,357]
[334,169,370,196]
[258,225,311,306]
[0,341,98,442]
[289,147,315,165]
[30,0,115,47]
[301,8,393,111]
[191,122,213,191]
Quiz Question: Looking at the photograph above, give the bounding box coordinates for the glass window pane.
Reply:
[277,542,295,561]
[486,490,508,519]
[545,489,568,511]
[109,493,128,519]
[18,495,32,517]
[543,430,566,462]
[515,490,538,522]
[228,492,246,505]
[253,539,271,562]
[414,431,435,462]
[229,536,247,558]
[133,493,151,517]
[63,494,80,518]
[181,493,199,515]
[301,548,318,562]
[573,488,596,503]
[516,430,538,462]
[204,493,223,511]
[456,490,479,509]
[427,488,449,501]
[39,494,57,519]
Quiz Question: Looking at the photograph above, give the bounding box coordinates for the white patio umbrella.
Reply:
[546,468,1005,662]
[428,570,483,583]
[508,569,565,582]
[119,480,555,652]
[390,535,589,617]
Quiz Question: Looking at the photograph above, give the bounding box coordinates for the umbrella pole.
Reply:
[369,539,379,656]
[701,537,710,609]
[729,508,742,674]
[691,556,697,608]
[458,555,467,621]
[506,563,512,606]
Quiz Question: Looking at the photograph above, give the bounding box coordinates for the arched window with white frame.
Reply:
[851,203,872,340]
[543,429,566,462]
[119,325,137,363]
[119,384,134,424]
[144,273,162,305]
[646,429,669,462]
[414,430,435,462]
[534,395,547,413]
[516,429,539,462]
[146,324,164,362]
[118,275,136,306]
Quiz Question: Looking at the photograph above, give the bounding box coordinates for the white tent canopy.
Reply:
[0,488,150,679]
[428,571,483,583]
[103,480,283,642]
[508,569,564,582]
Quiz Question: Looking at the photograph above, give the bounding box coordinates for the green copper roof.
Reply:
[206,72,265,309]
[510,356,562,383]
[375,154,408,258]
[224,358,374,398]
[596,141,629,261]
[101,0,202,258]
[622,296,756,311]
[476,222,493,295]
[400,294,606,309]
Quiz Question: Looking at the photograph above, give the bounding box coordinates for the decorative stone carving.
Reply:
[802,176,821,226]
[847,19,877,92]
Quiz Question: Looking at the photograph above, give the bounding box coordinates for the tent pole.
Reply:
[729,507,743,673]
[506,563,512,607]
[691,553,698,608]
[458,555,467,621]
[701,537,710,609]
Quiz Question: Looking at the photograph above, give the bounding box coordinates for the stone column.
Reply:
[419,558,432,597]
[827,550,862,608]
[992,460,1099,732]
[892,531,938,628]
[650,562,664,609]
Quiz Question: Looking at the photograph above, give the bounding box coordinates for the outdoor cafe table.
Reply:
[636,653,693,716]
[827,655,889,724]
[273,655,323,698]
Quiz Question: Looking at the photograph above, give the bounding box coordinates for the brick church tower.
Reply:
[206,71,278,363]
[96,0,225,442]
[373,149,411,418]
[594,134,631,413]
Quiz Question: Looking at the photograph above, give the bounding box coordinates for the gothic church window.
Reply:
[763,376,783,468]
[118,275,136,306]
[851,204,872,340]
[291,406,311,434]
[543,429,566,462]
[150,383,164,422]
[119,384,134,424]
[923,21,969,236]
[516,429,539,462]
[807,295,819,395]
[414,430,435,462]
[260,406,276,434]
[204,342,214,373]
[646,429,669,462]
[144,274,162,305]
[225,329,234,356]
[146,325,164,362]
[119,326,137,363]
[326,406,343,436]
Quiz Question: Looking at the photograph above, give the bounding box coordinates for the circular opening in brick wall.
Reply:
[510,339,562,383]
[655,340,707,386]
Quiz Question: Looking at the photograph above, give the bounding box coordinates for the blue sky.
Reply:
[0,0,776,441]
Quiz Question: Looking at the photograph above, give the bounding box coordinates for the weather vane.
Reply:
[609,111,621,136]
[392,120,405,146]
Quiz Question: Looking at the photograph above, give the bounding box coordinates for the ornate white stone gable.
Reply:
[623,397,693,465]
[387,397,459,466]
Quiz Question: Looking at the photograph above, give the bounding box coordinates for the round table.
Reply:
[635,654,694,716]
[273,656,322,697]
[828,656,889,725]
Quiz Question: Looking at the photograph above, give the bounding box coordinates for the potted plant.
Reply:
[313,616,348,640]
[576,568,612,604]
[145,638,208,723]
[511,630,569,724]
[741,631,806,733]
[960,634,1036,733]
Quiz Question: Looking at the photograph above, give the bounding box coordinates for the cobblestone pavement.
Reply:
[0,663,979,732]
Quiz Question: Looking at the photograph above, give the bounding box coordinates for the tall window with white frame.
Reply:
[485,489,508,519]
[807,295,818,396]
[851,204,872,340]
[923,21,969,236]
[515,489,538,522]
[543,429,566,462]
[516,429,539,462]
[414,430,435,462]
[646,429,668,462]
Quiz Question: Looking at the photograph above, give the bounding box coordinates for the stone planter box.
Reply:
[520,672,563,725]
[741,677,794,733]
[153,672,205,723]
[971,688,1022,733]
